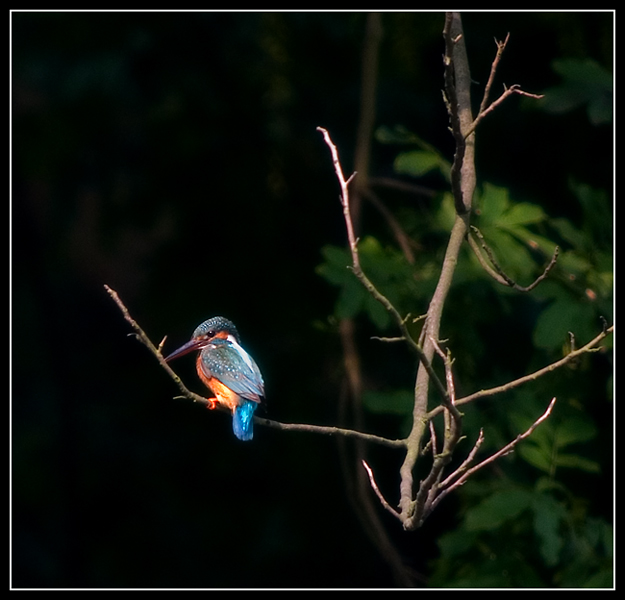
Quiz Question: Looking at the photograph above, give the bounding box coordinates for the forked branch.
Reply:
[316,126,450,407]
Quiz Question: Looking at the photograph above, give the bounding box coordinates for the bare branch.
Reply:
[469,226,559,292]
[429,336,462,424]
[317,126,450,406]
[362,460,402,520]
[428,397,557,514]
[316,127,360,265]
[394,11,477,531]
[438,428,485,490]
[426,325,612,419]
[258,418,405,449]
[408,337,464,528]
[104,284,405,449]
[479,33,511,115]
[104,284,210,408]
[442,12,471,215]
[370,336,407,344]
[452,32,544,141]
[466,84,544,139]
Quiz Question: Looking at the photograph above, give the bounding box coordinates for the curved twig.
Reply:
[427,324,613,421]
[469,226,559,292]
[317,126,451,407]
[425,397,557,519]
[362,460,402,519]
[104,284,403,449]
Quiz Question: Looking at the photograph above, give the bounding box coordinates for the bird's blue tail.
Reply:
[232,401,258,441]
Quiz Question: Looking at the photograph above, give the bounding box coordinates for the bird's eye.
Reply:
[207,330,215,338]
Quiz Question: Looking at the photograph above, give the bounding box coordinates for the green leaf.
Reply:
[518,443,553,474]
[552,58,612,87]
[335,274,366,320]
[550,217,585,248]
[554,453,600,473]
[539,59,612,125]
[316,245,351,286]
[475,183,510,225]
[556,250,593,278]
[498,202,546,228]
[394,149,448,179]
[533,299,597,350]
[570,180,612,245]
[375,124,416,144]
[436,528,480,559]
[553,415,598,448]
[434,192,457,232]
[465,488,534,531]
[532,493,566,566]
[317,237,419,329]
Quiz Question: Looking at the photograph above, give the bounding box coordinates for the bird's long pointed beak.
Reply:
[164,337,206,362]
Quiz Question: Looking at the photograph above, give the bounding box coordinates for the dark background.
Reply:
[12,12,613,588]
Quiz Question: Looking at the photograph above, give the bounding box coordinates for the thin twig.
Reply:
[427,397,557,515]
[104,284,210,407]
[456,32,544,140]
[427,324,613,420]
[104,284,404,449]
[362,460,402,519]
[478,33,510,115]
[429,336,462,424]
[428,420,439,457]
[465,84,544,139]
[316,127,361,267]
[409,337,464,527]
[469,226,559,292]
[438,428,485,490]
[258,418,406,449]
[317,127,451,406]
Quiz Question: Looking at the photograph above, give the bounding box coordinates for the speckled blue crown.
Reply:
[193,316,239,341]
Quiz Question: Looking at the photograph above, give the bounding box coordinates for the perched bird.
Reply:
[165,317,264,441]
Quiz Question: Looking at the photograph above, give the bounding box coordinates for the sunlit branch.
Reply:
[427,324,613,421]
[104,284,404,449]
[426,397,557,517]
[316,126,450,406]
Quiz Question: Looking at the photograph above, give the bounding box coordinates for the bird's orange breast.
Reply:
[195,355,240,413]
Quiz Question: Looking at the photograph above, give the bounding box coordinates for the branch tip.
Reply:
[362,460,401,519]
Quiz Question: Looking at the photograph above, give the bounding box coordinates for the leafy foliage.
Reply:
[12,11,612,589]
[538,59,613,125]
[316,236,421,330]
[317,69,612,584]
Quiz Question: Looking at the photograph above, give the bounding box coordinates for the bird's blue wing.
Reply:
[199,339,265,403]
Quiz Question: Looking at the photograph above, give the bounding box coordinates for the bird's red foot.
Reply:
[206,398,218,410]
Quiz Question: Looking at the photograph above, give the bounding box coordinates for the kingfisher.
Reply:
[164,317,265,441]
